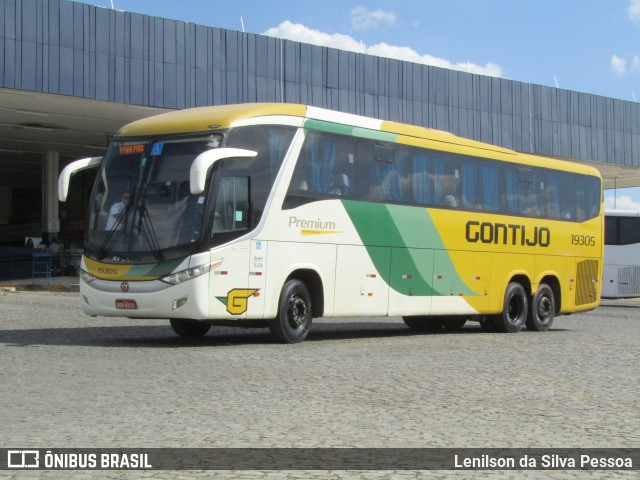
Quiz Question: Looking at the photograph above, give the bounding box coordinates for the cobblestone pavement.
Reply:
[0,291,638,479]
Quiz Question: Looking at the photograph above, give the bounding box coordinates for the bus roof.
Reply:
[605,209,640,217]
[116,103,600,178]
[116,103,308,136]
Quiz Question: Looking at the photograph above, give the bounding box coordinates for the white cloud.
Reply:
[629,0,640,22]
[611,55,627,76]
[263,21,504,77]
[604,194,640,210]
[350,6,396,31]
[264,21,362,51]
[368,42,503,76]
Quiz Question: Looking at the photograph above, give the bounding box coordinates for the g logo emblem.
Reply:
[216,288,259,315]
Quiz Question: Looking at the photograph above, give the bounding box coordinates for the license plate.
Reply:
[115,299,138,310]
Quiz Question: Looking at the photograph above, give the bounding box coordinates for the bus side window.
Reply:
[289,131,355,197]
[479,162,502,212]
[430,157,459,208]
[359,141,411,202]
[211,176,250,244]
[411,152,433,205]
[620,217,640,244]
[576,176,601,219]
[556,173,576,220]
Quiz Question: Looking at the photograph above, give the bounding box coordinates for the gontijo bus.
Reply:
[58,103,603,342]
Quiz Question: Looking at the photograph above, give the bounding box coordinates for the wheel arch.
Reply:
[537,274,562,314]
[285,268,324,318]
[509,273,531,295]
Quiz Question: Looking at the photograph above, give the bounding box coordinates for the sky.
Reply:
[77,0,640,210]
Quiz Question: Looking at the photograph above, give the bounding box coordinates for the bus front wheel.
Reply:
[269,279,313,343]
[170,319,211,338]
[442,316,467,331]
[492,282,528,333]
[526,283,555,331]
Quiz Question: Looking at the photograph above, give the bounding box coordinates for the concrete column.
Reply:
[42,150,60,240]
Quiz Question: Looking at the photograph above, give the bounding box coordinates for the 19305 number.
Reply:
[571,235,596,246]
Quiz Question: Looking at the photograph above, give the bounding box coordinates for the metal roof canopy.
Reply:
[0,87,637,191]
[0,88,167,187]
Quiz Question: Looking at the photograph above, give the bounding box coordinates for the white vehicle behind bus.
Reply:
[603,209,640,298]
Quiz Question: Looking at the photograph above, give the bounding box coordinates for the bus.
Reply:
[603,209,640,298]
[58,103,603,343]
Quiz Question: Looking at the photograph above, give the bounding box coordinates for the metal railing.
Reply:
[0,249,82,282]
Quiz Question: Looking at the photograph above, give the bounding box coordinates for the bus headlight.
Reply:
[79,268,96,284]
[160,260,221,285]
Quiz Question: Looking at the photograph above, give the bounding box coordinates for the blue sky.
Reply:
[78,0,640,209]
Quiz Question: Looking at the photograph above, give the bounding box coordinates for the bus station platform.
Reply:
[0,275,80,292]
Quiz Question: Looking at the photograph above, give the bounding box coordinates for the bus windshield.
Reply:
[87,135,220,260]
[85,125,297,262]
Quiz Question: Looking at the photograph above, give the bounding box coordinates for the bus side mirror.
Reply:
[58,156,103,202]
[190,148,257,194]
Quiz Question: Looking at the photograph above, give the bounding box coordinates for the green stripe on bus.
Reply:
[303,119,397,142]
[342,200,475,297]
[124,257,186,279]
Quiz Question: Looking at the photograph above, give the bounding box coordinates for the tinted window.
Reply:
[284,129,601,222]
[225,125,296,225]
[289,130,356,198]
[605,216,640,245]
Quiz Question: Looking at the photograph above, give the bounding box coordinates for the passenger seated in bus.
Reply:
[443,193,457,207]
[442,180,458,207]
[328,173,350,196]
[524,195,542,216]
[368,170,411,202]
[290,164,310,192]
[544,185,561,219]
[575,188,586,221]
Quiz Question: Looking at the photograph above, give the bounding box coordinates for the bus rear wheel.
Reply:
[492,282,528,333]
[170,319,211,338]
[269,279,313,343]
[526,283,555,331]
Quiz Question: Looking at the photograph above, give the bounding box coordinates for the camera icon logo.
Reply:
[7,450,40,469]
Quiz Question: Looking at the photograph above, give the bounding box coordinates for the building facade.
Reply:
[1,0,640,249]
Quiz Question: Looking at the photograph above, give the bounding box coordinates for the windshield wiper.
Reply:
[97,202,132,261]
[137,199,164,261]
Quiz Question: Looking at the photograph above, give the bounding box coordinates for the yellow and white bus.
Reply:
[59,103,603,342]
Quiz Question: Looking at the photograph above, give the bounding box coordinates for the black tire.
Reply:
[526,283,555,331]
[170,319,211,338]
[269,279,313,343]
[479,315,496,332]
[402,316,445,331]
[441,316,467,331]
[492,282,528,333]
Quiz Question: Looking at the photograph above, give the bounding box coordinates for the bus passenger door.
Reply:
[208,176,253,319]
[334,245,390,316]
